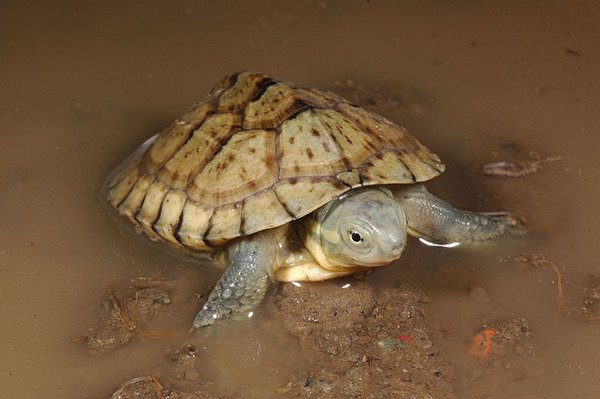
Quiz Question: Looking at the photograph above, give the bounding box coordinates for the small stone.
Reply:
[377,337,405,351]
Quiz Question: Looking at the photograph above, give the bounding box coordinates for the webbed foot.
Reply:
[191,230,277,330]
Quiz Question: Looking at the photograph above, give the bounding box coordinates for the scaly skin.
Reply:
[392,184,521,243]
[191,229,278,329]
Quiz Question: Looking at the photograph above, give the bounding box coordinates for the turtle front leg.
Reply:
[191,230,277,330]
[392,184,522,244]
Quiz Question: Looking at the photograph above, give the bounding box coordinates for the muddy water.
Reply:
[2,1,600,397]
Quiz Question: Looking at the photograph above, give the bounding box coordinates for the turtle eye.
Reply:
[338,222,372,253]
[350,231,363,243]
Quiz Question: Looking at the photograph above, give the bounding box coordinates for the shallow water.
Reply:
[2,1,600,397]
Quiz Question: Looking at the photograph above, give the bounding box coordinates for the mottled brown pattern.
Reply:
[203,202,242,247]
[187,129,278,206]
[107,72,444,251]
[134,179,170,239]
[143,102,215,174]
[153,190,187,245]
[156,113,241,189]
[177,201,214,250]
[218,71,270,112]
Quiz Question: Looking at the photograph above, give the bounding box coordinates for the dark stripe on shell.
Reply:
[201,211,217,248]
[274,126,282,179]
[250,78,279,102]
[319,115,353,170]
[172,199,187,245]
[272,189,297,220]
[332,103,386,149]
[133,186,151,225]
[222,71,243,92]
[175,110,217,154]
[239,200,248,236]
[284,101,318,123]
[184,125,243,189]
[151,194,166,238]
[115,174,144,209]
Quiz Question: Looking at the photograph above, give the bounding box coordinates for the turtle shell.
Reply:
[107,71,444,251]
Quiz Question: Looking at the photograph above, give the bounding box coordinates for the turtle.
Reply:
[106,71,519,329]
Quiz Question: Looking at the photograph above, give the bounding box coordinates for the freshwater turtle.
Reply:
[106,71,518,329]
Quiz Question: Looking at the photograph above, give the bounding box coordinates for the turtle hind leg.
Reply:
[191,230,277,330]
[393,184,524,244]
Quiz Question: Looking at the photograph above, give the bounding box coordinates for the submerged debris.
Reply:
[111,375,217,399]
[169,344,200,381]
[468,329,495,359]
[517,253,600,321]
[517,253,567,313]
[110,345,233,399]
[468,319,531,359]
[111,376,165,399]
[482,155,562,178]
[78,278,174,353]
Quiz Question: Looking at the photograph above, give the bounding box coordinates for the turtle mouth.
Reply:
[353,238,405,267]
[356,259,394,267]
[349,248,404,268]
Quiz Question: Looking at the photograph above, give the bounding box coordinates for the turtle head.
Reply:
[312,187,407,270]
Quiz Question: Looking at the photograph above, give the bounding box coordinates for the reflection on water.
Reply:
[418,237,461,248]
[2,1,600,398]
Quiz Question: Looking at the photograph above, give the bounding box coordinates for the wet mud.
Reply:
[271,280,456,398]
[97,278,457,398]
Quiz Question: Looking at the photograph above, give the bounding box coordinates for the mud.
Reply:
[99,270,546,399]
[271,280,456,398]
[103,278,457,398]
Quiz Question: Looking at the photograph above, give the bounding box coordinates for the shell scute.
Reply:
[187,129,278,206]
[117,174,154,223]
[278,109,347,178]
[143,102,215,175]
[204,203,242,246]
[153,190,187,245]
[108,163,142,207]
[135,180,170,239]
[243,83,333,130]
[241,189,291,236]
[157,113,241,189]
[177,201,213,250]
[273,177,347,219]
[218,71,270,112]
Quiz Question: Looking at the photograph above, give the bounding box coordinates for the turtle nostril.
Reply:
[390,244,403,255]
